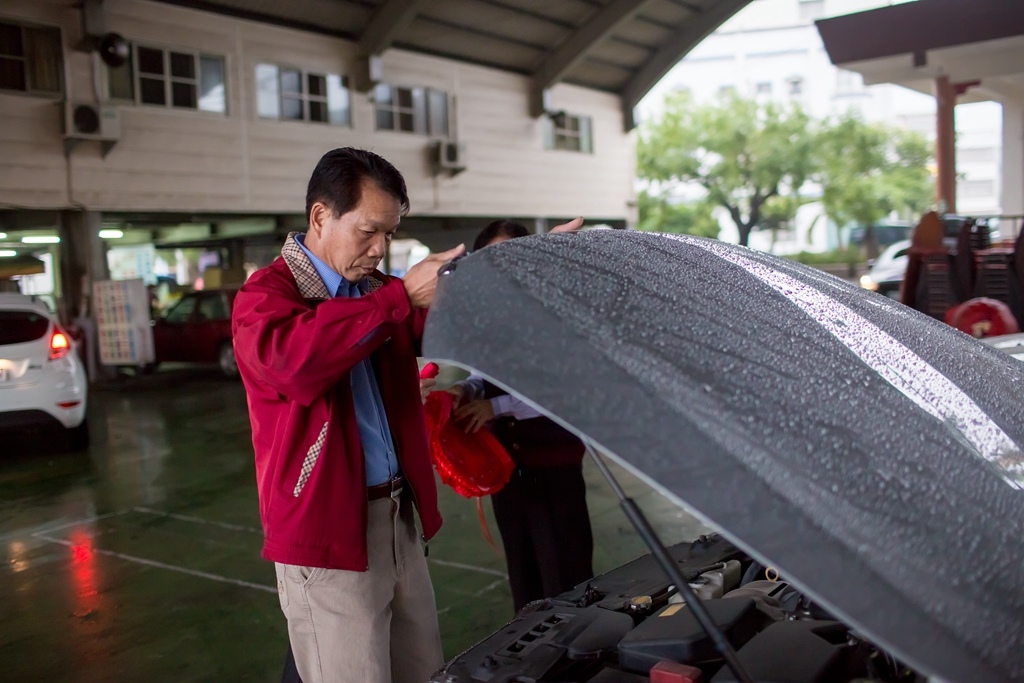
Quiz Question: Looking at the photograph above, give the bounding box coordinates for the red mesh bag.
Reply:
[422,391,514,498]
[945,297,1020,339]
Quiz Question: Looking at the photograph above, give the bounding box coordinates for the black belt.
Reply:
[367,474,404,500]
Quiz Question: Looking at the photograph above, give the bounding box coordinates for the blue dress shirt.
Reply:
[295,234,399,486]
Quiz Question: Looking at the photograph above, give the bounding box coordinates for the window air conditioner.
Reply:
[433,140,466,175]
[63,101,120,157]
[64,102,121,140]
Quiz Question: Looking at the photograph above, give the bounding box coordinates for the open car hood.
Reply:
[423,230,1024,683]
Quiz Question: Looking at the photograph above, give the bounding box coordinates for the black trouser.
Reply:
[281,645,301,683]
[491,463,594,612]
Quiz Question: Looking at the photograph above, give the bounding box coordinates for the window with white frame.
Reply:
[542,112,592,153]
[958,147,995,165]
[0,20,62,94]
[373,84,449,137]
[835,69,863,94]
[786,76,804,96]
[256,64,350,125]
[107,43,225,113]
[959,179,996,199]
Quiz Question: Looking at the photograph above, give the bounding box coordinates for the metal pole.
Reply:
[586,444,755,683]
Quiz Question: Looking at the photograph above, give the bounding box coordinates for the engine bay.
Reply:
[430,534,924,683]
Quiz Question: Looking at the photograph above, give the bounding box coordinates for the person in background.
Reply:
[447,218,594,613]
[233,147,464,683]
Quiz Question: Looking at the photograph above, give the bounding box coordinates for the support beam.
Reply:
[622,99,637,132]
[353,0,426,91]
[935,76,958,214]
[529,0,656,118]
[1002,100,1024,216]
[934,77,978,215]
[58,210,109,319]
[58,210,115,381]
[358,0,427,57]
[619,0,750,131]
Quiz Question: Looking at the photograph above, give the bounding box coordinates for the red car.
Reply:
[151,289,238,376]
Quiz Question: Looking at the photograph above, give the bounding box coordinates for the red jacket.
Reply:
[232,234,441,570]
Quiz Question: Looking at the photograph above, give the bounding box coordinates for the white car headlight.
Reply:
[859,274,878,291]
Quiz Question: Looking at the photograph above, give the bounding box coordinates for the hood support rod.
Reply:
[586,444,755,683]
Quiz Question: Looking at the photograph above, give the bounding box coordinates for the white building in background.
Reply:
[0,0,639,314]
[638,0,1003,255]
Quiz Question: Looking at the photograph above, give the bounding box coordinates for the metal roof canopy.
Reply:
[815,0,1024,103]
[154,0,752,129]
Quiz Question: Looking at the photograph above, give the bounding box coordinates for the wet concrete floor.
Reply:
[1,368,706,682]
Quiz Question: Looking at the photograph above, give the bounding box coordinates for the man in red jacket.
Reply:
[232,147,464,683]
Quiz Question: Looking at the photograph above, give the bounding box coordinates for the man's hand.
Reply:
[445,384,466,409]
[455,399,495,434]
[419,378,437,404]
[549,217,584,234]
[402,244,466,308]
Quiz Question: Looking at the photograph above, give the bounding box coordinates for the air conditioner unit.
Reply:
[433,140,466,175]
[63,102,120,157]
[65,102,120,140]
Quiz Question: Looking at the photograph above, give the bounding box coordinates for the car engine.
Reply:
[430,534,924,683]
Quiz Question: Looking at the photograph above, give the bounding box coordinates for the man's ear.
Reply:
[308,202,329,238]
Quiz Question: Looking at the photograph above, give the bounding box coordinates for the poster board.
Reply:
[93,278,155,365]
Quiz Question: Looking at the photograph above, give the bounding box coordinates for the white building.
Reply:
[638,0,1003,254]
[6,0,712,314]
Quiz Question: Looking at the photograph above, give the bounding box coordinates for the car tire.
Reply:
[218,341,239,378]
[66,420,90,451]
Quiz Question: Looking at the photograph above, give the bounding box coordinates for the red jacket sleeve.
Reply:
[411,307,428,354]
[232,273,413,406]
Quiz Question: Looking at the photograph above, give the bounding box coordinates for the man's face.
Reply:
[305,179,401,282]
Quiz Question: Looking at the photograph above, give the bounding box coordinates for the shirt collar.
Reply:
[294,233,361,298]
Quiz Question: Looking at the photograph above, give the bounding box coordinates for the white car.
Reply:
[858,238,910,299]
[0,293,89,450]
[982,332,1024,362]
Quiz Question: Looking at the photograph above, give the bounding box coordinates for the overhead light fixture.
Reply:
[0,232,7,239]
[21,235,61,244]
[0,250,16,257]
[99,229,124,239]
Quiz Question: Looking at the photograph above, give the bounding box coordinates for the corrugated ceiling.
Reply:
[155,0,753,123]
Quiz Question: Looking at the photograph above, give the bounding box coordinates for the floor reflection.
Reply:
[98,395,172,507]
[0,369,268,682]
[67,527,102,620]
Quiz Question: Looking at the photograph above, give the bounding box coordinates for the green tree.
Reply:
[637,91,815,247]
[758,194,804,253]
[636,190,720,238]
[816,112,933,257]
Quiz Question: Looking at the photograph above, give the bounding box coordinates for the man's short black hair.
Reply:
[305,148,410,223]
[473,220,530,252]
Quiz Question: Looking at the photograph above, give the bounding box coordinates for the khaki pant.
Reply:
[275,491,443,683]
